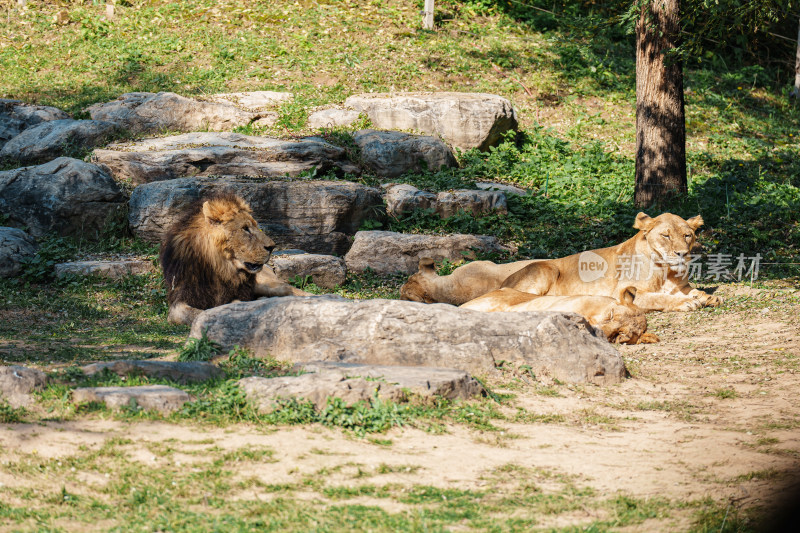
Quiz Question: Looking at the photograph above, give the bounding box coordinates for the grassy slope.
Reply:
[0,1,799,531]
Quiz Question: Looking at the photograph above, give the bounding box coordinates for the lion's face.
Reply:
[635,212,703,275]
[600,304,657,344]
[399,258,438,303]
[202,197,275,275]
[399,273,436,303]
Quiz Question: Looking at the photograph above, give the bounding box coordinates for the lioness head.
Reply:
[600,287,659,344]
[634,212,703,275]
[200,194,275,275]
[399,258,437,303]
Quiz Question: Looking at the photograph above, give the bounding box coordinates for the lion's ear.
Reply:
[686,215,704,231]
[202,201,223,225]
[617,286,637,306]
[633,212,655,231]
[418,257,436,273]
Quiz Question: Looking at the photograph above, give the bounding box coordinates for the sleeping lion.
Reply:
[461,287,659,345]
[501,212,722,312]
[160,192,309,325]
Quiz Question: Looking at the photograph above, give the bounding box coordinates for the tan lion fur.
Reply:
[461,287,659,344]
[399,258,540,305]
[500,212,722,312]
[160,192,309,325]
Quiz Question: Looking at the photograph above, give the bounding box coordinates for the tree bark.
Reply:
[634,0,687,208]
[791,17,800,99]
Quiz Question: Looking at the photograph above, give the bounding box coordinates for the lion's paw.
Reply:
[674,299,703,312]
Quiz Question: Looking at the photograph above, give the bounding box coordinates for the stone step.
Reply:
[54,259,155,279]
[72,385,190,414]
[344,230,511,275]
[80,360,224,384]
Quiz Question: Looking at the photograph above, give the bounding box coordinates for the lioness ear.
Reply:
[202,201,223,225]
[686,215,704,231]
[633,212,655,231]
[617,286,637,306]
[418,257,436,273]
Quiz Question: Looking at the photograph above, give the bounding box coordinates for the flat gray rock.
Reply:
[307,108,362,129]
[128,177,383,255]
[190,296,626,385]
[353,129,457,178]
[385,184,506,218]
[54,260,155,279]
[92,132,359,185]
[0,365,48,408]
[86,92,276,134]
[345,92,517,151]
[271,253,346,289]
[296,361,484,400]
[0,227,37,278]
[0,158,127,239]
[80,360,224,384]
[72,385,190,414]
[239,373,405,412]
[476,181,528,196]
[208,91,293,110]
[344,230,510,275]
[0,99,69,151]
[0,119,119,165]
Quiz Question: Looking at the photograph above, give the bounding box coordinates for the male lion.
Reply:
[399,257,540,305]
[461,287,659,345]
[160,192,309,325]
[501,212,722,312]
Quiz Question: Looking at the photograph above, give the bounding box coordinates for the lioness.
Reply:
[160,192,309,325]
[501,212,722,312]
[461,287,659,344]
[399,257,540,305]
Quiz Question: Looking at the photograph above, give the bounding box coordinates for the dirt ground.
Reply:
[1,282,798,530]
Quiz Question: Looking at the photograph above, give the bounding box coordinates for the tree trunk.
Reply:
[634,0,687,208]
[791,17,800,99]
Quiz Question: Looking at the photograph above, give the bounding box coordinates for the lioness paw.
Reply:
[674,299,702,312]
[638,332,660,344]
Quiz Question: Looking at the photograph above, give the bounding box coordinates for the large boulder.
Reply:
[271,253,347,289]
[0,119,119,165]
[85,92,277,134]
[344,92,517,151]
[0,99,69,151]
[92,132,359,185]
[190,297,626,385]
[0,227,37,278]
[344,230,510,275]
[0,365,48,408]
[353,129,457,178]
[128,177,383,255]
[0,158,127,239]
[385,184,507,218]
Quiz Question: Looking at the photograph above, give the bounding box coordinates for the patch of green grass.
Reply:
[711,388,738,400]
[177,329,222,362]
[0,401,26,423]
